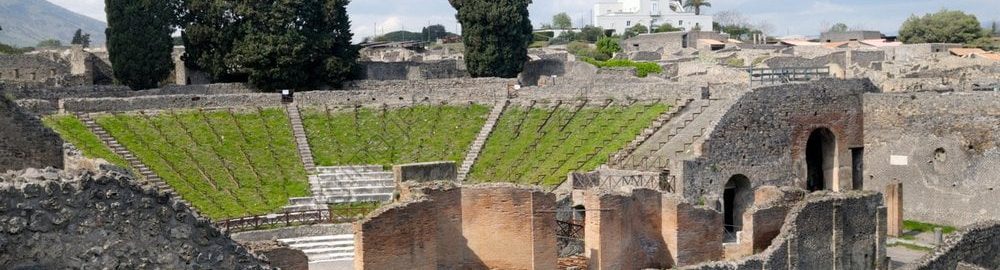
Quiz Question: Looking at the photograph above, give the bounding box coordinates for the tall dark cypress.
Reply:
[450,0,533,78]
[105,0,174,90]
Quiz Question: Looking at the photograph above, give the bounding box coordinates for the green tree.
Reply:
[828,23,849,33]
[106,0,174,90]
[684,0,711,15]
[596,37,621,56]
[553,12,572,29]
[653,23,682,33]
[71,29,92,48]
[622,23,649,39]
[179,0,357,89]
[229,0,358,90]
[36,39,62,48]
[422,24,449,41]
[577,25,605,43]
[450,0,533,78]
[899,10,986,44]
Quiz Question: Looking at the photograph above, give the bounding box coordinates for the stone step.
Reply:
[316,194,394,204]
[280,235,354,244]
[313,172,393,180]
[309,179,394,187]
[315,165,384,174]
[312,187,396,196]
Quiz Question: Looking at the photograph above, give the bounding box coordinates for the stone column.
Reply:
[885,183,903,237]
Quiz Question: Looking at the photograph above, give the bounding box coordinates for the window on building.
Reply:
[627,20,631,26]
[652,1,659,14]
[679,20,684,26]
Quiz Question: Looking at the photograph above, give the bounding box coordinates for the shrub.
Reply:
[596,37,622,56]
[579,57,663,77]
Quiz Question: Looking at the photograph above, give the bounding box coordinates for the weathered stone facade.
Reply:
[683,191,887,270]
[682,79,870,201]
[0,167,272,269]
[863,92,1000,226]
[0,96,63,171]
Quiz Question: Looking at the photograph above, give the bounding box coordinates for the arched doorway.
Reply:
[723,174,752,243]
[805,128,837,192]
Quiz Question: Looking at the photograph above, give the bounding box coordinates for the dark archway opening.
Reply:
[806,128,836,192]
[723,174,752,243]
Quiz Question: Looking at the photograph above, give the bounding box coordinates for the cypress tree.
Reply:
[450,0,533,78]
[105,0,174,90]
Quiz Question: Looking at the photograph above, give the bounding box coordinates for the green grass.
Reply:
[888,242,934,252]
[301,104,489,167]
[904,220,957,234]
[468,102,669,186]
[42,115,129,168]
[94,108,308,220]
[580,57,664,77]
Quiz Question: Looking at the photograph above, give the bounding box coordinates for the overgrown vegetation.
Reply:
[95,109,309,219]
[469,102,669,186]
[580,57,663,78]
[42,115,129,169]
[301,104,489,167]
[903,220,958,234]
[450,0,533,78]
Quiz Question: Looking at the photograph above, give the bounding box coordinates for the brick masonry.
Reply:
[0,96,63,172]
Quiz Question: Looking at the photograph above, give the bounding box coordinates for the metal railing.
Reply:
[749,67,831,86]
[215,207,378,233]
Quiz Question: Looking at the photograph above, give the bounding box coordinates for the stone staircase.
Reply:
[77,113,204,214]
[457,100,509,182]
[284,165,395,212]
[612,96,737,171]
[278,234,355,264]
[608,98,694,165]
[78,113,170,191]
[285,103,316,174]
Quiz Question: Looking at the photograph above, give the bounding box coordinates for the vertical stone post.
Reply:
[885,183,903,237]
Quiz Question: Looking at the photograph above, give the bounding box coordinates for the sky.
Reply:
[50,0,1000,42]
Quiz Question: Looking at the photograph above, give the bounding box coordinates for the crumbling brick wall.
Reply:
[584,188,723,269]
[682,191,886,270]
[682,79,870,202]
[0,96,63,171]
[864,92,1000,226]
[0,167,271,269]
[355,183,557,270]
[903,221,1000,270]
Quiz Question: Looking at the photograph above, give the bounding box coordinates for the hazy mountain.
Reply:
[0,0,106,47]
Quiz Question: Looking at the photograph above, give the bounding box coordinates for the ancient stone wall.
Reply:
[0,96,63,171]
[392,161,457,183]
[863,92,1000,226]
[355,182,557,270]
[360,60,468,81]
[903,221,1000,270]
[0,167,271,269]
[0,54,71,85]
[583,188,723,269]
[622,32,685,53]
[2,83,250,102]
[682,191,886,270]
[61,93,283,113]
[682,79,870,201]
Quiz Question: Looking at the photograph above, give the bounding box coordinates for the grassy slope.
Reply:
[301,104,489,167]
[42,115,128,168]
[95,109,308,219]
[469,102,669,186]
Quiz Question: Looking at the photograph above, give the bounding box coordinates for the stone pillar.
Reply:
[885,183,903,237]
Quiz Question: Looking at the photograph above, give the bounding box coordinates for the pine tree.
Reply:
[105,0,174,90]
[450,0,533,78]
[71,29,83,45]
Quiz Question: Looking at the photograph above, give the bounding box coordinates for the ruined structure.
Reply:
[0,167,271,269]
[355,182,557,269]
[0,95,63,171]
[0,46,113,88]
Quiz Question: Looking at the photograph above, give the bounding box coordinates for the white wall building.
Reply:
[593,0,713,35]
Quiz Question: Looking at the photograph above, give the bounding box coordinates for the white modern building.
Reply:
[593,0,713,35]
